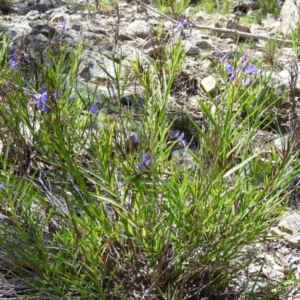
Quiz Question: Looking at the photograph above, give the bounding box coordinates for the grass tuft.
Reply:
[0,4,299,298]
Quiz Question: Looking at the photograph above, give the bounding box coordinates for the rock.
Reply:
[50,13,69,24]
[171,149,195,170]
[26,10,40,20]
[71,79,110,104]
[124,20,151,39]
[200,59,214,71]
[142,38,160,57]
[182,42,200,56]
[46,5,69,16]
[118,32,133,41]
[120,93,142,105]
[0,0,11,13]
[196,40,214,50]
[78,50,119,83]
[280,0,299,36]
[226,19,251,33]
[137,5,146,13]
[273,135,290,153]
[201,75,218,96]
[29,20,56,37]
[233,1,260,14]
[270,210,300,248]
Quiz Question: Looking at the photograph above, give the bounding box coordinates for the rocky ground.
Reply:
[2,0,300,298]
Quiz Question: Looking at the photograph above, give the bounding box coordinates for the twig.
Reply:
[134,0,293,46]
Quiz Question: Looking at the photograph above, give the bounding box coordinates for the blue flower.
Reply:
[176,19,190,38]
[240,54,247,64]
[46,61,53,67]
[220,53,229,63]
[60,21,69,31]
[130,132,139,143]
[176,19,189,30]
[8,52,18,70]
[229,72,237,82]
[143,154,151,167]
[137,153,153,170]
[243,62,258,75]
[35,87,49,112]
[0,184,4,190]
[174,131,186,147]
[297,3,300,10]
[53,90,58,100]
[90,104,99,114]
[225,64,233,73]
[182,19,189,27]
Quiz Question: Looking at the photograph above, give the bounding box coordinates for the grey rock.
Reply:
[142,38,160,57]
[121,93,145,107]
[0,0,11,13]
[26,10,40,20]
[273,134,290,152]
[137,5,146,13]
[78,50,120,83]
[125,20,150,39]
[270,210,300,248]
[182,42,200,56]
[72,79,110,104]
[29,20,56,37]
[196,40,214,50]
[201,75,218,96]
[280,0,299,36]
[171,149,195,170]
[226,19,251,33]
[50,13,69,24]
[200,59,214,71]
[233,1,260,14]
[118,33,133,41]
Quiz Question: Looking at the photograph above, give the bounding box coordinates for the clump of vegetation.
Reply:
[0,0,299,299]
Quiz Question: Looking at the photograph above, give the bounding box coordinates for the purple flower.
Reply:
[229,72,237,82]
[60,21,69,31]
[220,53,229,63]
[0,184,4,190]
[143,154,151,167]
[182,19,189,27]
[46,61,53,67]
[176,19,190,38]
[225,64,233,73]
[176,19,189,30]
[243,62,258,75]
[8,52,18,70]
[174,131,186,147]
[130,132,139,143]
[137,153,153,170]
[297,3,300,10]
[90,104,99,114]
[240,54,247,64]
[53,90,58,100]
[35,87,49,112]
